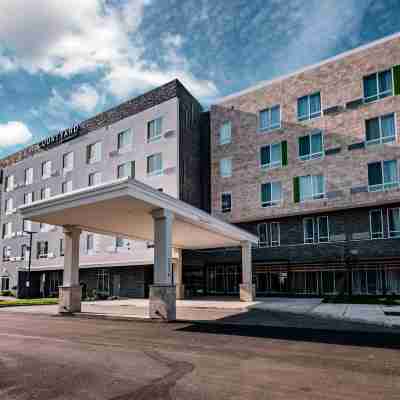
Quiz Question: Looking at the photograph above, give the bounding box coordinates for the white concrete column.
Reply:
[240,241,255,302]
[173,248,185,300]
[59,226,82,313]
[149,209,176,320]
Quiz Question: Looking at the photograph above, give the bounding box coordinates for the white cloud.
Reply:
[0,121,33,147]
[0,0,218,101]
[69,85,101,113]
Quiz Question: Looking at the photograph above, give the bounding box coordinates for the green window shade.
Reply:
[394,65,400,96]
[293,177,300,203]
[281,141,288,166]
[299,135,310,157]
[261,183,271,204]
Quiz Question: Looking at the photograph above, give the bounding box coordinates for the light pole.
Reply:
[23,229,37,299]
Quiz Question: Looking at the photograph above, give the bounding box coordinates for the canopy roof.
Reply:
[19,178,257,249]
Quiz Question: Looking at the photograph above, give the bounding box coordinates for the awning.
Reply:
[18,178,257,250]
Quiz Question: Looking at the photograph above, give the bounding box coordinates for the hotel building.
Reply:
[2,32,400,298]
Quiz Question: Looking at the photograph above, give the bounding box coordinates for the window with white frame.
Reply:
[62,180,73,194]
[37,241,49,259]
[146,153,163,175]
[40,187,51,200]
[41,160,52,179]
[368,160,398,192]
[220,157,232,177]
[2,222,12,239]
[299,175,325,201]
[258,222,280,247]
[117,161,135,179]
[219,121,232,145]
[21,244,28,260]
[297,92,321,121]
[88,172,102,186]
[24,192,34,205]
[86,234,94,252]
[261,181,282,207]
[117,129,133,151]
[86,142,102,164]
[299,131,323,160]
[5,175,14,192]
[221,192,232,213]
[260,143,282,169]
[369,209,384,239]
[147,118,162,142]
[60,238,65,256]
[388,208,400,239]
[63,152,74,171]
[303,216,329,244]
[363,69,393,103]
[365,113,396,145]
[25,168,33,185]
[3,246,11,261]
[259,105,281,131]
[5,198,13,214]
[1,276,9,291]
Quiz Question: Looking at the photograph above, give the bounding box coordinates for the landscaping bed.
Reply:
[0,298,59,307]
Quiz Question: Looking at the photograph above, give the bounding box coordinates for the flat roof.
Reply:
[216,31,400,104]
[19,178,257,249]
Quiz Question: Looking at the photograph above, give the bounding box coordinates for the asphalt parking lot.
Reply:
[0,312,399,399]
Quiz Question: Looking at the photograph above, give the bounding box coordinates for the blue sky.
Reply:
[0,0,399,157]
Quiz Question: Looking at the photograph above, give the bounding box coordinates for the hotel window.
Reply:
[21,244,28,260]
[147,153,163,175]
[59,239,65,256]
[258,222,280,247]
[261,181,282,207]
[221,192,232,213]
[62,180,73,194]
[1,276,9,291]
[219,121,232,145]
[117,129,133,151]
[40,187,51,200]
[299,131,323,160]
[295,175,325,202]
[260,141,287,169]
[2,222,12,239]
[388,208,400,239]
[363,69,393,103]
[86,234,94,252]
[365,113,396,145]
[5,175,14,192]
[303,216,329,244]
[5,198,13,214]
[259,105,281,131]
[369,209,384,239]
[368,160,398,192]
[147,117,162,142]
[117,161,135,179]
[41,160,52,179]
[297,92,321,121]
[86,142,102,164]
[88,172,102,186]
[2,246,11,262]
[97,269,110,296]
[25,167,33,185]
[24,192,34,205]
[37,241,49,259]
[62,152,74,171]
[220,157,232,178]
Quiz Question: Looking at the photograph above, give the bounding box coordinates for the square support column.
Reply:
[240,241,255,302]
[59,226,82,313]
[149,209,176,321]
[173,248,185,300]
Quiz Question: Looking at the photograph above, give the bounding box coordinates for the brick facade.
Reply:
[211,35,400,223]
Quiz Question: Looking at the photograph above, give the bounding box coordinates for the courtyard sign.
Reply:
[39,125,81,149]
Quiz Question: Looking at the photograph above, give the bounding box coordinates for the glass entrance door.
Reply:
[206,265,240,295]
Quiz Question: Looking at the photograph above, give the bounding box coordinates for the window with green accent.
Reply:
[393,65,400,96]
[261,181,282,207]
[281,141,288,166]
[363,69,393,102]
[298,131,323,160]
[293,177,300,203]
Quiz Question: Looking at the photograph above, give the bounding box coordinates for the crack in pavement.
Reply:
[109,350,195,400]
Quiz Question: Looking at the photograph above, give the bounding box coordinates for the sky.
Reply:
[0,0,399,157]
